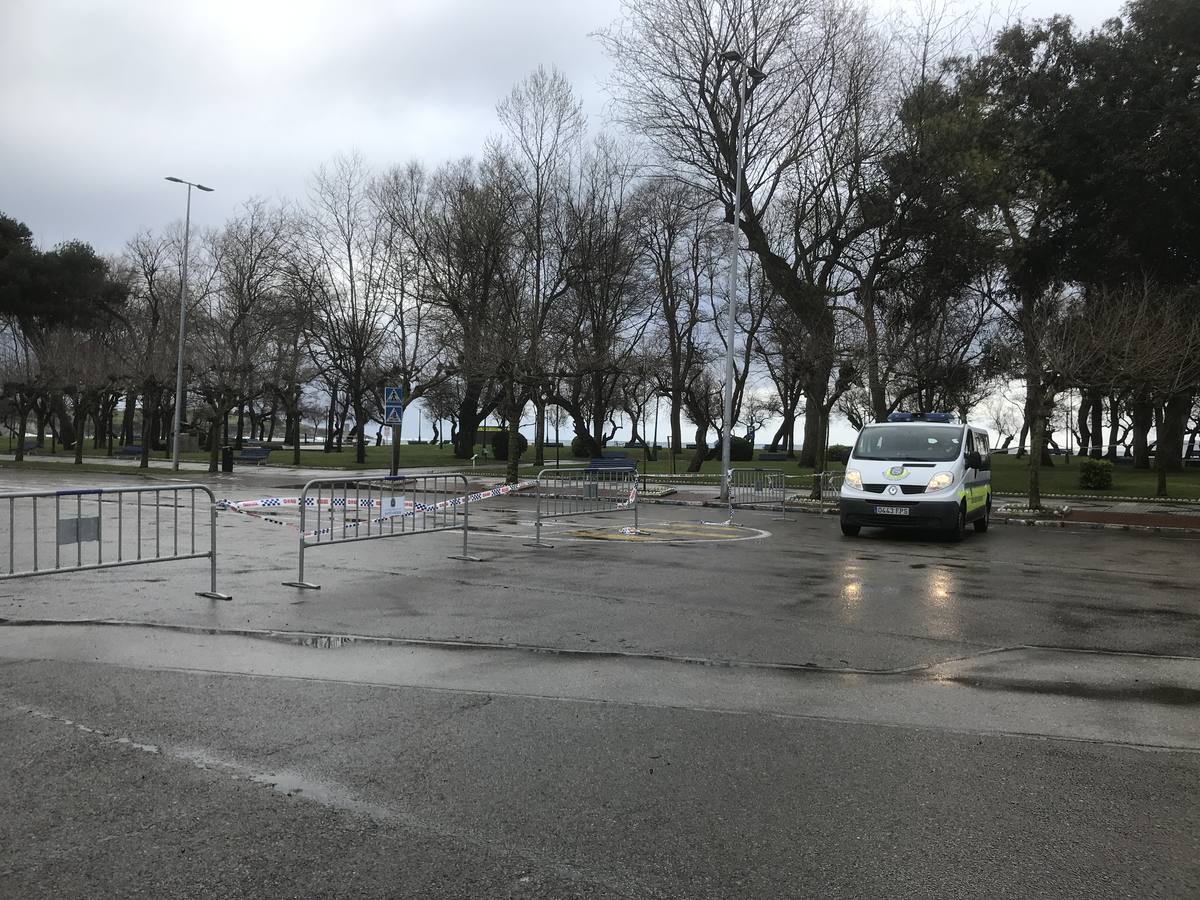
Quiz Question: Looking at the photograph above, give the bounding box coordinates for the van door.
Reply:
[964,430,985,515]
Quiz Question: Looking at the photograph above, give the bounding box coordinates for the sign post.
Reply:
[384,387,404,476]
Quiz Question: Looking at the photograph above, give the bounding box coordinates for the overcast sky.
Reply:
[2,0,1123,256]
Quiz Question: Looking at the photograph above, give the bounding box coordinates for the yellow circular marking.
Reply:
[563,521,770,543]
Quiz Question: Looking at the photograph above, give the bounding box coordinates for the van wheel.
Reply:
[973,500,990,533]
[949,504,967,542]
[840,521,860,537]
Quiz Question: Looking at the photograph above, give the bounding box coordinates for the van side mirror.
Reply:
[966,451,983,469]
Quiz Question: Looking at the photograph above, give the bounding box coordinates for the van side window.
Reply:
[975,432,990,470]
[965,431,975,457]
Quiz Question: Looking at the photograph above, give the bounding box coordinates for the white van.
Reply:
[839,413,992,540]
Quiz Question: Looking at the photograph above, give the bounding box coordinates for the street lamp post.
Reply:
[718,51,765,503]
[164,176,213,471]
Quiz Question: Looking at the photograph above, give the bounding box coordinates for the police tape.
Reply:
[220,480,537,539]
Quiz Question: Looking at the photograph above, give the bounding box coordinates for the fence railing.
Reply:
[528,467,639,548]
[816,472,844,502]
[0,483,229,599]
[729,468,788,510]
[282,472,477,589]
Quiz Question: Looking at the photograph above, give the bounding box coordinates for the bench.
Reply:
[586,457,637,472]
[757,452,788,461]
[234,447,271,465]
[117,445,143,459]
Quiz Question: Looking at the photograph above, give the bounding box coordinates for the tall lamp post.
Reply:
[717,50,765,503]
[164,176,213,471]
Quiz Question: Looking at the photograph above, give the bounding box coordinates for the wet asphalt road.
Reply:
[0,468,1198,897]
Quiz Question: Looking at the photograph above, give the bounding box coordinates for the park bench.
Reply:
[757,452,788,461]
[234,446,271,465]
[117,445,143,459]
[586,457,637,473]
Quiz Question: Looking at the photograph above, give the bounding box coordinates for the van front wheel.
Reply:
[949,504,967,542]
[973,500,990,533]
[840,521,861,537]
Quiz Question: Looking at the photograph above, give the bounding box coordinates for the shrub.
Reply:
[827,444,853,465]
[1079,458,1113,490]
[570,435,592,458]
[490,430,528,461]
[729,435,753,462]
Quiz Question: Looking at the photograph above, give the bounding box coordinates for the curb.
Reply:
[994,516,1200,536]
[639,497,1200,535]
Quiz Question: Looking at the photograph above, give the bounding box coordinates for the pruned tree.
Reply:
[301,153,396,464]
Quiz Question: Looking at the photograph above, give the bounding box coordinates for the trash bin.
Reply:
[221,445,234,473]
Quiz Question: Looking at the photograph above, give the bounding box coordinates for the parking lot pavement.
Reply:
[3,476,1198,668]
[1,468,1198,897]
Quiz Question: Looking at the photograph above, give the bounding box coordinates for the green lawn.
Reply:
[6,440,1199,500]
[986,453,1200,500]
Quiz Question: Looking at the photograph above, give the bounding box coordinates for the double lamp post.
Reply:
[164,176,213,471]
[717,50,765,503]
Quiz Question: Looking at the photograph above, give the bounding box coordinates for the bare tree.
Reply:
[553,139,654,458]
[497,64,585,465]
[301,153,396,464]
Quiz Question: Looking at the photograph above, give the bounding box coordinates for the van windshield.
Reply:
[853,425,963,462]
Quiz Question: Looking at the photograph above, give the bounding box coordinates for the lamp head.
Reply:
[164,176,184,183]
[719,50,743,63]
[196,184,214,192]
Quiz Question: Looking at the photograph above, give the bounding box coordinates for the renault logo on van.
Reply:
[883,466,909,480]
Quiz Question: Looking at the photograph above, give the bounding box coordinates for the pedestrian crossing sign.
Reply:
[384,386,403,405]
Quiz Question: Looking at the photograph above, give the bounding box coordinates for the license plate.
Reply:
[875,506,910,516]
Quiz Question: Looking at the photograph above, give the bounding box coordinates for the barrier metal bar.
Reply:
[527,467,638,548]
[729,468,792,520]
[282,472,478,590]
[817,472,844,502]
[0,484,229,599]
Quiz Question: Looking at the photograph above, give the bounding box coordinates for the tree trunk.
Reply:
[121,392,136,445]
[1024,371,1045,509]
[1106,394,1121,461]
[533,400,545,467]
[73,402,85,464]
[1159,394,1191,474]
[862,287,887,423]
[799,381,827,469]
[670,393,683,458]
[505,411,521,485]
[235,404,245,449]
[1131,395,1152,469]
[686,424,707,473]
[453,381,485,459]
[353,397,367,464]
[1076,394,1092,457]
[208,407,223,473]
[51,393,77,449]
[139,388,159,469]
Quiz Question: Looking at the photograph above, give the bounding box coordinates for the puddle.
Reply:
[943,677,1200,706]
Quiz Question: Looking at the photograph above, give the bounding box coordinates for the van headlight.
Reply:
[845,469,863,490]
[926,472,954,492]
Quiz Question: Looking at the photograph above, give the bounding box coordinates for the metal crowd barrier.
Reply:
[528,467,638,548]
[729,468,788,512]
[282,472,477,589]
[817,472,844,502]
[0,484,229,599]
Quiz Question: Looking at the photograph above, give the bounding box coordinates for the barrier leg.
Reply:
[448,481,481,561]
[524,482,553,548]
[282,500,320,589]
[196,501,232,600]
